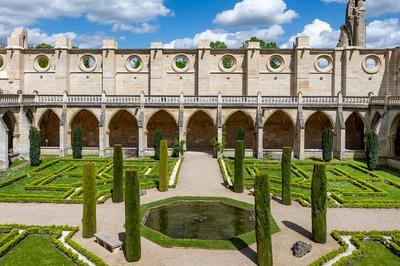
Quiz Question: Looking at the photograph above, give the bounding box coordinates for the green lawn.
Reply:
[222,158,400,208]
[0,234,73,266]
[352,241,400,266]
[0,157,179,203]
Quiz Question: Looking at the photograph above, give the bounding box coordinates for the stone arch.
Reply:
[390,113,400,157]
[147,110,178,148]
[225,110,255,150]
[108,110,139,148]
[2,111,17,153]
[186,110,216,152]
[370,112,382,132]
[345,112,365,150]
[263,110,295,149]
[39,110,60,147]
[70,109,99,147]
[305,111,333,149]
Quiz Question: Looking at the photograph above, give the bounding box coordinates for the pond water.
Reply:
[144,201,255,240]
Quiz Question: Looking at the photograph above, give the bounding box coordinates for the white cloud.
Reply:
[164,25,284,49]
[321,0,400,17]
[281,19,339,48]
[0,0,171,35]
[213,0,297,28]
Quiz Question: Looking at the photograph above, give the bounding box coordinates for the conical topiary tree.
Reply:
[311,163,327,243]
[365,131,379,171]
[72,125,83,159]
[124,170,141,262]
[281,147,292,205]
[322,128,333,162]
[159,140,169,192]
[255,172,273,266]
[154,129,164,160]
[29,127,41,166]
[236,127,246,148]
[112,144,124,203]
[82,162,97,238]
[234,140,245,193]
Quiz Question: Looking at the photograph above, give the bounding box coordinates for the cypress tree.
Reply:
[234,140,245,193]
[29,127,41,166]
[112,144,124,203]
[154,129,164,160]
[72,125,83,159]
[159,140,169,192]
[255,172,273,266]
[366,131,379,171]
[236,127,246,148]
[322,128,333,162]
[311,163,327,243]
[281,147,292,205]
[82,162,97,238]
[124,170,141,262]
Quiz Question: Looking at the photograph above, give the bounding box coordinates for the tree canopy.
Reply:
[241,37,278,49]
[210,41,228,49]
[35,43,54,49]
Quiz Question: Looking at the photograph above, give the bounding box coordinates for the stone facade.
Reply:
[0,26,399,171]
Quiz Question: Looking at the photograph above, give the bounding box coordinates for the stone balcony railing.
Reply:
[0,93,398,109]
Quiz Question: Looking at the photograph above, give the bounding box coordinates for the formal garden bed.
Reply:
[310,230,400,266]
[219,158,400,208]
[0,157,180,203]
[0,224,107,266]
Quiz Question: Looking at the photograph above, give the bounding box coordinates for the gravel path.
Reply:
[0,152,399,265]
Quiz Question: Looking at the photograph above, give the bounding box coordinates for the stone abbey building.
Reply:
[0,0,399,171]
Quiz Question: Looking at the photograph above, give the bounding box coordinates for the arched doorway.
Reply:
[147,110,178,148]
[345,112,365,150]
[305,112,333,149]
[39,110,60,147]
[109,110,139,148]
[2,111,16,153]
[186,111,216,152]
[225,111,255,150]
[70,110,99,147]
[263,111,294,149]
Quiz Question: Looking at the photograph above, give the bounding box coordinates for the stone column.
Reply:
[59,108,68,157]
[55,36,72,94]
[138,92,145,157]
[294,37,310,96]
[18,107,32,159]
[256,92,263,159]
[6,28,27,93]
[295,93,305,159]
[149,42,164,95]
[246,42,261,96]
[217,92,223,158]
[197,40,211,95]
[334,92,346,160]
[98,95,106,157]
[0,116,9,171]
[178,92,185,150]
[102,39,117,95]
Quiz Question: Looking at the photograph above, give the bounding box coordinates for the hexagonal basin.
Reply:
[144,201,255,240]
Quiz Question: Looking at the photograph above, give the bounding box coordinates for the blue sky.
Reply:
[0,0,399,49]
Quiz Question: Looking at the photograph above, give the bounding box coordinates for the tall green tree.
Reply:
[311,163,327,243]
[154,129,164,160]
[365,131,379,170]
[234,140,245,193]
[112,144,124,203]
[241,36,278,49]
[322,128,333,162]
[210,41,228,49]
[35,43,54,49]
[29,127,41,166]
[281,147,292,205]
[255,172,273,266]
[72,125,83,159]
[236,127,246,149]
[124,170,141,262]
[159,140,169,192]
[82,162,97,238]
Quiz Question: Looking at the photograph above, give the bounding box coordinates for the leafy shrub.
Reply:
[29,127,41,166]
[281,147,292,205]
[366,131,379,171]
[112,144,124,203]
[154,130,164,160]
[82,162,96,238]
[234,140,245,193]
[312,163,327,243]
[255,172,273,266]
[72,125,82,159]
[124,170,141,262]
[159,140,169,192]
[172,138,185,158]
[322,128,333,162]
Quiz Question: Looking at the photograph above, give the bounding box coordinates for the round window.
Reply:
[80,55,96,71]
[362,55,380,74]
[0,56,4,70]
[267,55,284,72]
[315,56,333,72]
[172,55,189,72]
[126,55,142,72]
[34,55,50,72]
[219,55,237,72]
